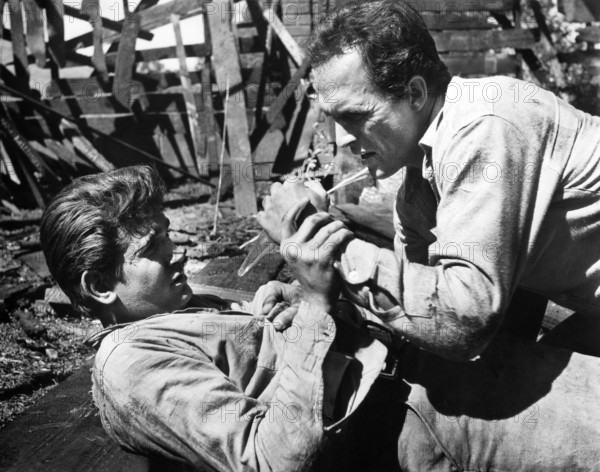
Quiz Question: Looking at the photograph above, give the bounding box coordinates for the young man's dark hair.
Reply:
[40,166,165,317]
[306,0,451,98]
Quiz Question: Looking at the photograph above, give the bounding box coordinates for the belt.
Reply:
[362,319,407,381]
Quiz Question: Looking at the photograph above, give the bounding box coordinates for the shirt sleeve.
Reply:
[338,116,540,360]
[91,302,384,472]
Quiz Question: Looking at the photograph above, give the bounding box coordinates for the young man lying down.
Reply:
[40,166,600,472]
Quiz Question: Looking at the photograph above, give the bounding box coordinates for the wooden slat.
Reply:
[7,0,29,84]
[293,99,320,161]
[207,0,258,215]
[44,0,65,66]
[431,28,537,52]
[263,6,306,66]
[105,44,211,67]
[172,13,205,175]
[81,0,109,81]
[335,0,513,11]
[576,26,600,44]
[60,121,115,172]
[172,132,200,176]
[23,0,46,66]
[63,3,153,40]
[65,0,205,51]
[266,56,311,126]
[112,12,141,108]
[560,0,600,22]
[201,61,221,166]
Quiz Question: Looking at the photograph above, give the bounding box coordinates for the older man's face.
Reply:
[313,49,426,179]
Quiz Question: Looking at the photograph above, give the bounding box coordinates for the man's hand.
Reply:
[280,199,354,314]
[257,181,329,244]
[252,281,302,331]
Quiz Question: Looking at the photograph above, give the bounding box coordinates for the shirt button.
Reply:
[347,270,360,284]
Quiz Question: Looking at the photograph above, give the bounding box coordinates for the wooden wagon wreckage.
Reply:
[0,0,600,470]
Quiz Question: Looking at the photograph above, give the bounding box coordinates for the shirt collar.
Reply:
[419,105,445,152]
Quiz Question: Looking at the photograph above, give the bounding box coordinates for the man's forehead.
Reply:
[311,50,375,112]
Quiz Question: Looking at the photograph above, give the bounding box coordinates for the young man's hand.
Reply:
[252,281,302,331]
[258,181,329,244]
[280,199,354,314]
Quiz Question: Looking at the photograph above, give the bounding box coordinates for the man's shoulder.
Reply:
[92,310,256,366]
[442,76,558,132]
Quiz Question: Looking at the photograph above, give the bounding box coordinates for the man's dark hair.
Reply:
[40,166,166,317]
[306,0,451,99]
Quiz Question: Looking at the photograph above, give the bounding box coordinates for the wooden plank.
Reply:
[81,0,109,81]
[44,0,65,66]
[23,0,46,67]
[113,11,140,108]
[173,132,198,177]
[153,126,184,179]
[172,13,205,175]
[293,99,320,161]
[60,121,116,172]
[65,0,205,50]
[576,26,600,44]
[266,56,311,126]
[207,0,258,215]
[0,0,5,40]
[442,52,519,75]
[105,44,211,67]
[63,3,153,40]
[11,150,46,208]
[7,0,29,84]
[201,61,221,166]
[431,28,537,52]
[560,0,600,22]
[263,6,306,66]
[335,0,513,11]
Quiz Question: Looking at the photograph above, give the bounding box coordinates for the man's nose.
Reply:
[335,122,360,153]
[171,247,187,265]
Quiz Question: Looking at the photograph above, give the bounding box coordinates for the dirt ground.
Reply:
[0,185,262,430]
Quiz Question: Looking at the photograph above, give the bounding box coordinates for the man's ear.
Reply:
[81,270,117,306]
[407,75,428,111]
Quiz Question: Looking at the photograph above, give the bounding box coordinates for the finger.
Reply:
[265,301,291,321]
[321,228,355,261]
[281,197,311,241]
[272,304,299,331]
[261,194,272,211]
[284,211,335,245]
[307,220,347,248]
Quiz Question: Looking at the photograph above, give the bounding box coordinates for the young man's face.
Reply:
[313,49,427,179]
[111,212,192,322]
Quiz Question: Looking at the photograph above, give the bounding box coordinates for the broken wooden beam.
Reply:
[207,0,258,215]
[172,13,206,176]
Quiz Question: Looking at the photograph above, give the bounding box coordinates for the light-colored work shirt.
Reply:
[87,300,386,472]
[338,76,600,358]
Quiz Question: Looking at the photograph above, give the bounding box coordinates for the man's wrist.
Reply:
[301,292,335,314]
